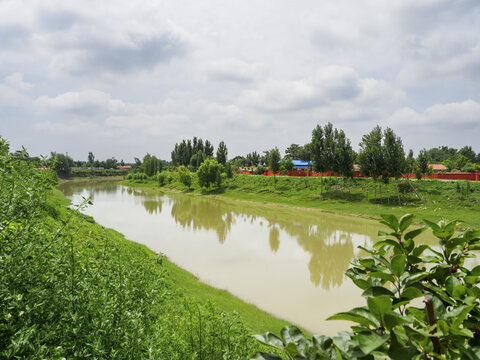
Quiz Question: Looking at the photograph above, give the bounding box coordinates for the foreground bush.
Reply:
[252,213,480,359]
[0,138,257,359]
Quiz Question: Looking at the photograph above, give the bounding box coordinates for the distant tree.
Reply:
[405,149,415,173]
[197,158,223,188]
[383,128,406,204]
[261,150,270,166]
[357,126,384,201]
[88,152,95,166]
[50,152,74,175]
[443,158,455,172]
[231,156,246,170]
[190,150,206,170]
[177,166,192,188]
[284,144,302,159]
[334,129,355,181]
[416,149,430,179]
[458,146,476,163]
[310,125,326,194]
[224,161,234,178]
[323,122,336,177]
[104,157,118,170]
[204,140,214,157]
[255,165,266,175]
[216,141,228,165]
[141,154,163,176]
[282,158,296,172]
[455,154,469,171]
[269,147,281,188]
[246,152,260,166]
[299,143,312,161]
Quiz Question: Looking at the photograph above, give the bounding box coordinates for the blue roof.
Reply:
[291,160,312,166]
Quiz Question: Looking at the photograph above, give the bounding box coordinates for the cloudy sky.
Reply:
[1,0,479,161]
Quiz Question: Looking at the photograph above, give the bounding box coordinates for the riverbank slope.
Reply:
[122,173,480,229]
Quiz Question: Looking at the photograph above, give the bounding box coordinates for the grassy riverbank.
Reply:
[123,173,480,229]
[1,146,293,358]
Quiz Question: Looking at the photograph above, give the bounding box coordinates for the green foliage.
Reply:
[177,166,192,188]
[282,158,296,172]
[255,165,266,175]
[216,140,228,165]
[197,158,224,188]
[140,153,164,176]
[126,172,147,181]
[50,152,74,175]
[0,138,259,359]
[157,171,168,185]
[417,149,430,176]
[253,214,480,359]
[224,161,234,178]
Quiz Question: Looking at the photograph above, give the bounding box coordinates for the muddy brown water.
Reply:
[59,180,442,335]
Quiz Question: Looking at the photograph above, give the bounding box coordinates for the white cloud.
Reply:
[34,90,125,115]
[5,72,33,91]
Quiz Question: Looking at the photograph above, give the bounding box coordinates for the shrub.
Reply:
[177,166,192,188]
[253,214,480,359]
[197,158,223,189]
[255,165,266,175]
[157,171,167,186]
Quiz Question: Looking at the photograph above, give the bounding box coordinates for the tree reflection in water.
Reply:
[166,194,376,290]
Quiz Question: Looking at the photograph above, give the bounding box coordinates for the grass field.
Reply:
[123,173,480,229]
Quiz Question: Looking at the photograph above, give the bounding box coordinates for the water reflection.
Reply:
[165,194,372,290]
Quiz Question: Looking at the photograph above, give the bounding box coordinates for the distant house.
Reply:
[291,160,312,170]
[429,164,447,173]
[117,165,132,170]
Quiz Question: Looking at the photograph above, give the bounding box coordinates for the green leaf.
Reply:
[449,304,475,328]
[401,287,423,299]
[362,286,395,298]
[412,244,429,257]
[380,214,399,231]
[359,258,376,268]
[254,333,284,349]
[423,219,441,231]
[369,271,396,283]
[351,278,373,290]
[374,239,402,250]
[446,276,461,296]
[388,330,419,360]
[327,311,377,327]
[391,255,406,278]
[367,295,392,322]
[404,228,427,242]
[404,272,429,287]
[356,331,388,355]
[399,214,415,233]
[250,352,284,360]
[284,342,298,357]
[280,326,305,345]
[384,313,409,330]
[452,284,466,299]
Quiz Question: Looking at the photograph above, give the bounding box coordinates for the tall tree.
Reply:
[87,152,95,166]
[323,122,336,177]
[246,152,260,166]
[204,140,214,157]
[334,129,355,182]
[383,128,406,204]
[417,149,430,177]
[357,126,384,202]
[284,144,302,159]
[405,149,415,173]
[269,147,281,189]
[216,141,228,165]
[311,125,327,194]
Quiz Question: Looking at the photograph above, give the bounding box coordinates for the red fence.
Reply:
[237,168,480,181]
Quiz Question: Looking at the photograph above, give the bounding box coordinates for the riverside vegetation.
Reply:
[3,136,480,359]
[123,169,480,229]
[0,139,285,359]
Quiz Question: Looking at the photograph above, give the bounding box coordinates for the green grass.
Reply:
[122,173,480,229]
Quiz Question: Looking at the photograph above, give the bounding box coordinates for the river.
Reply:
[59,179,437,335]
